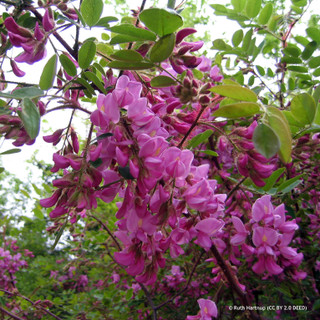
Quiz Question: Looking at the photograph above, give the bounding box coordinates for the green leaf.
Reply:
[139,8,183,37]
[283,110,303,133]
[187,130,213,148]
[59,54,77,77]
[290,93,316,125]
[110,24,156,41]
[213,102,260,118]
[18,98,40,140]
[242,29,253,52]
[75,78,95,95]
[281,56,302,64]
[212,39,232,51]
[291,0,307,6]
[263,168,285,191]
[283,44,301,57]
[51,219,68,250]
[246,0,261,18]
[39,55,57,90]
[306,27,320,42]
[313,68,320,77]
[118,166,135,180]
[0,167,4,174]
[84,71,107,94]
[277,175,304,193]
[150,75,177,87]
[209,85,257,102]
[201,150,218,157]
[33,207,44,219]
[256,65,265,76]
[253,123,280,159]
[309,56,320,69]
[313,299,320,311]
[150,33,175,63]
[95,16,118,27]
[0,87,44,99]
[0,148,21,155]
[231,0,246,12]
[313,86,320,125]
[266,106,292,163]
[301,41,318,60]
[258,3,273,25]
[232,29,243,47]
[287,65,308,73]
[107,61,154,70]
[110,49,143,62]
[78,41,96,69]
[80,0,103,27]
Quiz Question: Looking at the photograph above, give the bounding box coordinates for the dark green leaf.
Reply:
[258,3,273,25]
[80,0,103,27]
[107,61,154,70]
[301,41,318,60]
[90,158,103,168]
[209,85,258,102]
[283,45,301,57]
[39,55,57,90]
[253,123,280,159]
[118,166,135,180]
[256,65,265,76]
[313,68,320,77]
[110,49,143,62]
[150,75,177,87]
[277,175,304,193]
[97,133,113,140]
[59,54,77,77]
[75,78,95,95]
[213,102,260,118]
[18,98,40,140]
[78,41,96,69]
[266,106,292,163]
[246,0,261,18]
[0,148,21,155]
[110,24,156,41]
[139,8,183,37]
[84,71,107,93]
[150,33,175,63]
[263,168,285,191]
[281,56,302,64]
[0,167,4,174]
[232,29,243,47]
[187,130,213,148]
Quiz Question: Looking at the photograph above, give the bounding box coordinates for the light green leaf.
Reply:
[209,85,258,102]
[78,41,96,69]
[231,0,246,12]
[309,56,320,69]
[107,61,154,70]
[95,16,118,27]
[258,3,273,25]
[313,86,320,125]
[80,0,103,27]
[39,55,57,90]
[212,102,260,118]
[246,0,261,18]
[59,54,77,77]
[277,175,304,193]
[306,27,320,42]
[266,106,292,163]
[287,66,308,73]
[110,50,143,62]
[110,24,156,41]
[18,98,40,140]
[139,8,183,37]
[253,123,280,159]
[200,150,219,157]
[150,75,177,87]
[150,33,175,63]
[290,93,316,125]
[0,87,44,99]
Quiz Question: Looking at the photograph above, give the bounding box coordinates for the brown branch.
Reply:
[90,214,122,251]
[0,306,24,320]
[45,105,91,115]
[210,244,262,320]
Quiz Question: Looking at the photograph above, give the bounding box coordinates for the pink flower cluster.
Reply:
[231,195,305,279]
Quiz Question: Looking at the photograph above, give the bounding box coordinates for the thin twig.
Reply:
[0,306,24,320]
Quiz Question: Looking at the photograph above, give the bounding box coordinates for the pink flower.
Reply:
[230,216,249,246]
[251,195,273,223]
[195,218,224,250]
[252,255,283,275]
[113,75,142,107]
[198,299,218,319]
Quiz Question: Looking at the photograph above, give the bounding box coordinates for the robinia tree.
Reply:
[0,0,320,319]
